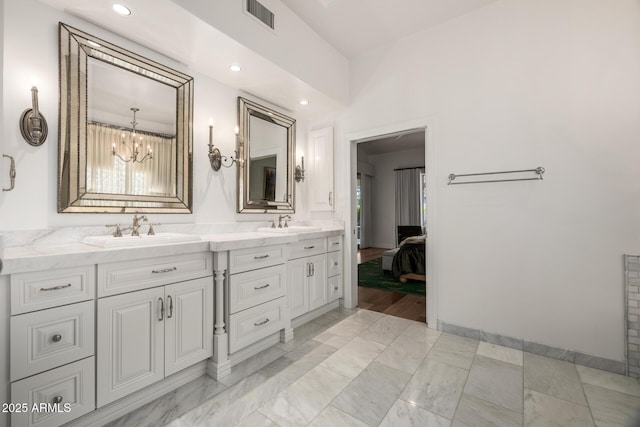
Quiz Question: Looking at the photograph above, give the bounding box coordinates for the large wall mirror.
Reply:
[238,97,295,213]
[58,23,194,213]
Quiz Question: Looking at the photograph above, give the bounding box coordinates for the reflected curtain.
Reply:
[87,123,177,196]
[395,167,424,245]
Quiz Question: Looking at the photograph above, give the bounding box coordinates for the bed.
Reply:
[391,235,426,283]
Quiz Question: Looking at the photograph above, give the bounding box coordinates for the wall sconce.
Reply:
[19,82,48,146]
[208,119,241,171]
[294,155,305,182]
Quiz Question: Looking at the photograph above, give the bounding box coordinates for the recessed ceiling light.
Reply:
[300,99,310,106]
[112,3,131,16]
[229,64,242,72]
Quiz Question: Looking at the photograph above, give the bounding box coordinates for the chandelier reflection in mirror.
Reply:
[112,108,153,163]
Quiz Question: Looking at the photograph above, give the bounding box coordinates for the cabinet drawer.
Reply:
[11,301,94,381]
[327,235,342,252]
[228,245,285,274]
[327,250,342,278]
[286,238,327,260]
[97,252,212,297]
[328,275,342,302]
[228,297,288,353]
[11,356,95,427]
[229,264,286,314]
[11,265,95,315]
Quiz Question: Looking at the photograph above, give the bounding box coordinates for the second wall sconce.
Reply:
[294,155,305,182]
[19,83,48,146]
[208,120,242,171]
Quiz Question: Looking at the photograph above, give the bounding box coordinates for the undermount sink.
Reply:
[257,226,322,233]
[83,233,201,248]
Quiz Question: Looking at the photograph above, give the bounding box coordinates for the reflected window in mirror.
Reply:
[58,23,193,213]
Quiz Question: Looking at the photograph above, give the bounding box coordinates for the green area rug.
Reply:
[358,257,425,297]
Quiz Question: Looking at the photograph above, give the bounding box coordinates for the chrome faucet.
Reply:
[278,215,291,228]
[131,214,148,236]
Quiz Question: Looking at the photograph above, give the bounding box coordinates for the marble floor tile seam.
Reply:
[522,385,595,412]
[449,351,526,423]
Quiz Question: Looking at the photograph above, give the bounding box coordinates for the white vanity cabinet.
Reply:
[96,253,213,407]
[287,237,335,319]
[9,266,97,427]
[226,245,290,354]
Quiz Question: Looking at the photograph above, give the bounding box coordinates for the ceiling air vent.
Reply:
[246,0,275,30]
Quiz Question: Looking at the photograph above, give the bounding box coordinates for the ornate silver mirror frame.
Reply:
[58,23,194,213]
[238,97,295,213]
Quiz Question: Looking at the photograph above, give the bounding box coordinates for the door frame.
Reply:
[341,115,439,327]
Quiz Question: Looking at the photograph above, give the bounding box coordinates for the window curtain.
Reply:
[360,173,373,249]
[395,167,425,244]
[87,123,177,196]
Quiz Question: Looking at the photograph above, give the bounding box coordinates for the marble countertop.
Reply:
[0,228,344,275]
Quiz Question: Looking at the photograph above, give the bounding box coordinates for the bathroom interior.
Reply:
[1,0,640,425]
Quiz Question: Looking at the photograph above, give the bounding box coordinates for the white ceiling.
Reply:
[38,0,345,117]
[280,0,501,58]
[36,0,500,116]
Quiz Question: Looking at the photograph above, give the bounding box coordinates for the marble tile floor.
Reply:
[109,307,640,427]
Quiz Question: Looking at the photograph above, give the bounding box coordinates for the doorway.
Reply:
[355,129,427,322]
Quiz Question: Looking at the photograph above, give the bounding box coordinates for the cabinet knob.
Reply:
[52,334,62,343]
[334,261,338,266]
[334,286,339,290]
[52,396,63,404]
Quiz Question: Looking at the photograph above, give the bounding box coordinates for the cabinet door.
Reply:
[308,254,328,311]
[308,127,334,212]
[165,277,213,376]
[287,257,309,319]
[97,287,165,407]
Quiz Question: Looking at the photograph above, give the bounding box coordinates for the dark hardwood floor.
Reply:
[357,247,427,323]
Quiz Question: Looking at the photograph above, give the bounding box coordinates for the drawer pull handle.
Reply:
[167,295,173,319]
[52,334,62,343]
[332,242,340,245]
[254,318,270,326]
[52,396,63,404]
[40,283,72,292]
[254,254,270,260]
[254,283,270,290]
[152,267,177,274]
[158,298,164,321]
[304,246,315,250]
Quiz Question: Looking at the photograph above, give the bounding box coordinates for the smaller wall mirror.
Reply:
[58,23,194,213]
[238,97,295,213]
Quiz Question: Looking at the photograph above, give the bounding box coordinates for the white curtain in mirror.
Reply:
[87,123,177,196]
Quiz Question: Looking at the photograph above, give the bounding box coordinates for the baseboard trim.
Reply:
[65,362,207,427]
[438,321,626,376]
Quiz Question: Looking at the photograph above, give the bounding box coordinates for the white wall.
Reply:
[0,0,311,231]
[367,148,425,248]
[337,0,640,361]
[172,0,349,105]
